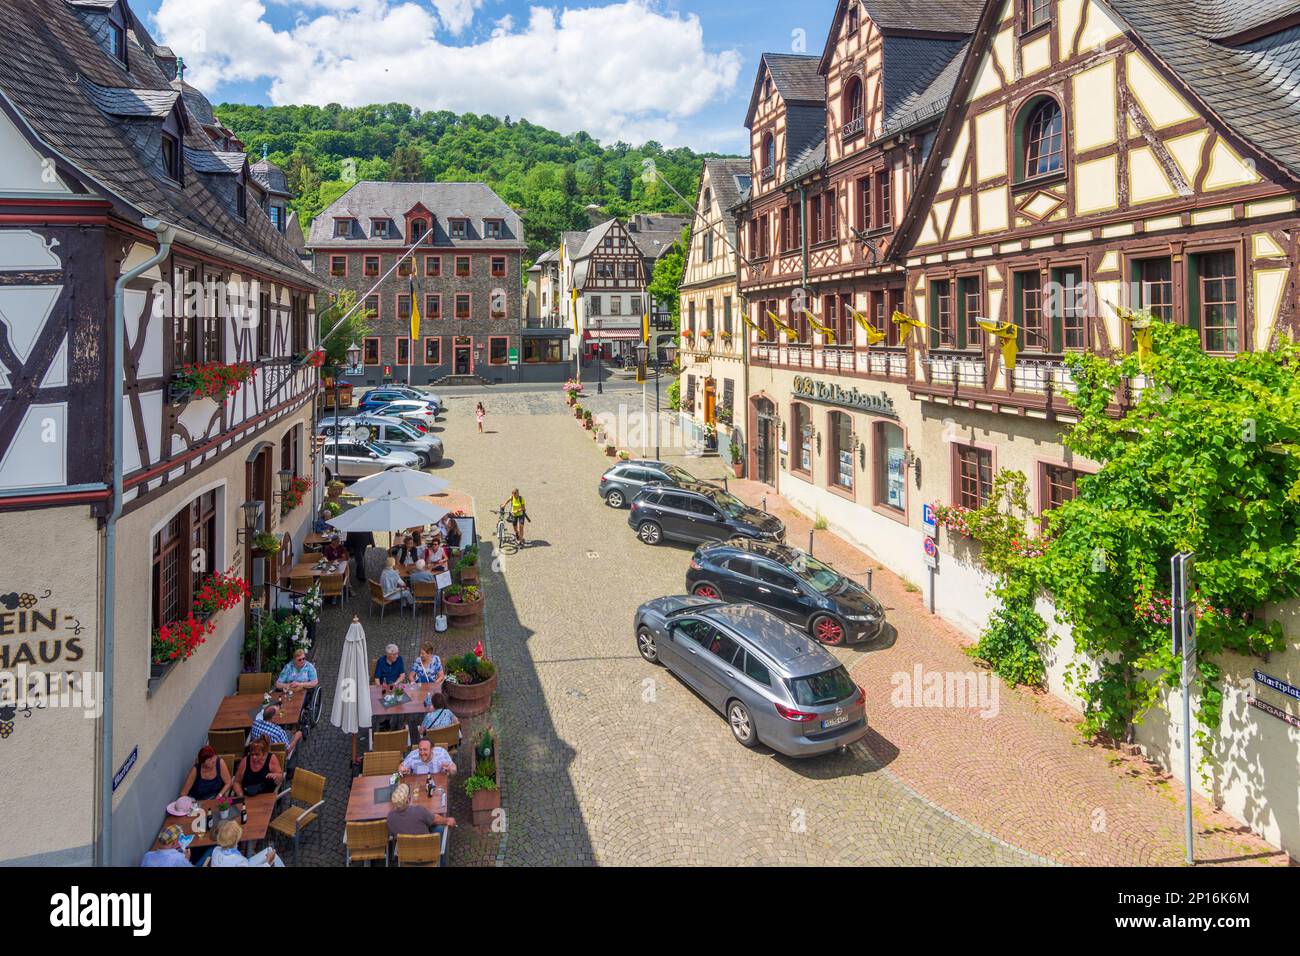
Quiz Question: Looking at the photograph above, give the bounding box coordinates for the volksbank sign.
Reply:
[792,376,899,419]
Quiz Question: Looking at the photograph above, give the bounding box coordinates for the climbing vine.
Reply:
[1039,321,1299,748]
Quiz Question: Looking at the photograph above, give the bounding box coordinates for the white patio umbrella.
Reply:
[350,467,449,499]
[330,616,374,764]
[327,491,450,533]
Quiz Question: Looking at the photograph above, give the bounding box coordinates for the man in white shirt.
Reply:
[400,738,456,776]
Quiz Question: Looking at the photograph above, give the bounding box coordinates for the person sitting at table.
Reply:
[373,643,406,689]
[386,783,455,865]
[425,534,449,570]
[439,514,462,550]
[179,745,232,802]
[313,507,332,535]
[408,559,437,586]
[380,557,414,608]
[410,642,444,690]
[400,738,456,776]
[140,824,192,868]
[392,535,419,566]
[420,691,457,737]
[322,538,347,563]
[276,649,318,692]
[210,820,284,868]
[250,705,301,756]
[232,736,284,798]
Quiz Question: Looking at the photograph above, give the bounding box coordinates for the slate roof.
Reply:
[3,0,314,284]
[184,147,245,175]
[859,0,985,33]
[745,53,824,126]
[1197,0,1300,41]
[783,136,827,185]
[702,158,751,242]
[305,181,525,248]
[1107,0,1300,178]
[251,158,292,198]
[881,37,969,136]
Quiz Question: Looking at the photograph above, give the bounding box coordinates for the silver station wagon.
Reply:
[633,595,868,757]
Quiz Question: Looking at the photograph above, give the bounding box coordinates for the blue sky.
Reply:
[134,0,834,154]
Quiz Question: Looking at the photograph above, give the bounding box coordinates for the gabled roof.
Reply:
[880,36,969,136]
[818,0,982,74]
[185,148,245,176]
[306,181,524,248]
[251,157,292,198]
[572,219,621,259]
[701,158,751,243]
[3,0,313,284]
[744,53,824,128]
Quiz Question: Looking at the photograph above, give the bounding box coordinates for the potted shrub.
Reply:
[730,439,744,478]
[465,728,501,827]
[583,410,593,430]
[442,584,484,626]
[618,450,630,461]
[573,403,584,420]
[604,444,616,457]
[251,531,280,558]
[456,545,479,585]
[444,651,498,718]
[326,480,345,500]
[323,500,343,518]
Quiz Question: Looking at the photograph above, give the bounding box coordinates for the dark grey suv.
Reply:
[634,596,868,756]
[628,482,784,546]
[598,460,716,509]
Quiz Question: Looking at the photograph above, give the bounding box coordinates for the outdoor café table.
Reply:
[210,690,306,732]
[153,792,277,850]
[395,561,448,579]
[345,771,449,824]
[369,683,432,719]
[291,559,351,583]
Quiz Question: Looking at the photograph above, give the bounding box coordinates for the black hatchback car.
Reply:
[685,539,885,645]
[628,482,784,547]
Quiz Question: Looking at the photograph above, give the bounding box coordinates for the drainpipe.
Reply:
[98,218,175,867]
[799,184,810,295]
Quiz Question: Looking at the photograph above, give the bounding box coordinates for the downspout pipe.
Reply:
[98,218,175,866]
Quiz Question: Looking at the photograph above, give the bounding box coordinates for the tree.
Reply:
[647,226,689,330]
[390,145,424,182]
[316,290,374,374]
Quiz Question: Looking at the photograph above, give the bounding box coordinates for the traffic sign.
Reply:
[924,536,939,569]
[922,504,937,537]
[508,347,519,364]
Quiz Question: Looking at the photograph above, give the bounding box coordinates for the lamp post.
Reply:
[636,333,679,461]
[337,344,362,480]
[596,319,604,394]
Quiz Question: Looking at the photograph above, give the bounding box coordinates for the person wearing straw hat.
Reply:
[210,820,284,867]
[140,825,192,867]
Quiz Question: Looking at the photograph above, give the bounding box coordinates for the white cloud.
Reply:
[152,0,742,147]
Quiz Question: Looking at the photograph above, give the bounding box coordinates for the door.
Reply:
[750,560,809,624]
[755,399,776,485]
[684,497,730,542]
[454,345,472,375]
[655,491,697,540]
[703,379,717,425]
[667,618,714,692]
[692,627,745,710]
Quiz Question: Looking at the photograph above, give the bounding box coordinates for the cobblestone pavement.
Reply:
[432,387,1035,866]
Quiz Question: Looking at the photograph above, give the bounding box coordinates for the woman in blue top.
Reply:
[408,641,444,691]
[420,691,458,735]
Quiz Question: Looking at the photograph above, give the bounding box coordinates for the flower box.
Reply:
[445,671,496,717]
[443,587,484,627]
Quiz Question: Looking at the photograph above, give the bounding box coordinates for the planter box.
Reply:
[443,595,484,627]
[446,671,498,718]
[167,381,195,406]
[732,463,744,478]
[457,564,479,585]
[470,785,501,827]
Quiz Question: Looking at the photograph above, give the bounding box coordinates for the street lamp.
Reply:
[596,319,604,394]
[636,333,679,461]
[346,343,362,368]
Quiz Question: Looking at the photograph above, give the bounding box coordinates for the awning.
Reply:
[583,328,644,341]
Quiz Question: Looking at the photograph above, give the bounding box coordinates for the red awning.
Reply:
[583,328,644,341]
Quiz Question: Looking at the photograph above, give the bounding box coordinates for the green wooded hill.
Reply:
[215,103,732,258]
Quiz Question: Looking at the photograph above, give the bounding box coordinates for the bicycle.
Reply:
[495,507,525,551]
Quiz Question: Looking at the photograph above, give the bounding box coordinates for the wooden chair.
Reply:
[237,672,273,695]
[361,750,402,775]
[268,769,326,860]
[219,754,241,778]
[208,729,247,754]
[423,722,461,752]
[372,728,410,754]
[395,832,442,867]
[344,820,390,867]
[368,580,401,618]
[411,578,439,613]
[288,572,314,595]
[320,573,346,605]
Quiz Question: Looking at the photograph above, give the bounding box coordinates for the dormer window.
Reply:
[333,219,351,238]
[764,76,773,100]
[411,219,428,242]
[372,219,390,238]
[847,3,860,35]
[484,220,503,240]
[160,103,184,184]
[235,169,247,220]
[761,133,776,180]
[108,0,129,66]
[450,219,468,239]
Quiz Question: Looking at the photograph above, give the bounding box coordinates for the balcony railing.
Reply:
[761,164,775,181]
[923,353,987,389]
[526,316,568,329]
[1010,358,1078,396]
[861,349,908,379]
[750,343,909,380]
[842,114,865,139]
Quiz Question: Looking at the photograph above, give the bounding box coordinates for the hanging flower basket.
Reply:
[252,531,281,557]
[172,362,254,401]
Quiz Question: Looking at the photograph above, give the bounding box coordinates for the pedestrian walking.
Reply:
[476,402,485,433]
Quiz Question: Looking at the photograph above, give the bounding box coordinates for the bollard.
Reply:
[761,494,768,513]
[866,568,874,591]
[808,529,815,556]
[722,475,729,493]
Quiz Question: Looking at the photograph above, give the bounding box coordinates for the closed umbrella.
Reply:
[330,616,373,764]
[350,467,449,499]
[327,492,450,533]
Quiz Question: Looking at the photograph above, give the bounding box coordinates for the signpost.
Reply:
[922,503,937,538]
[924,536,938,613]
[1171,551,1196,865]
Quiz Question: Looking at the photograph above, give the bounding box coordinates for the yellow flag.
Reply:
[976,318,1019,370]
[1117,305,1154,371]
[409,277,420,342]
[742,310,768,341]
[891,310,925,345]
[849,307,885,345]
[766,311,799,342]
[642,313,650,343]
[802,310,836,344]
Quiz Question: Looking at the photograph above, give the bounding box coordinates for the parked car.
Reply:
[359,387,442,415]
[628,482,784,547]
[633,596,868,756]
[320,440,420,482]
[317,414,443,467]
[685,539,885,645]
[366,400,438,429]
[598,460,718,509]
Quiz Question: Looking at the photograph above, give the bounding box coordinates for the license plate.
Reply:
[821,713,848,729]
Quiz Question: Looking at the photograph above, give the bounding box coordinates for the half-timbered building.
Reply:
[0,0,320,865]
[889,0,1300,857]
[679,158,751,457]
[736,2,979,564]
[567,218,655,364]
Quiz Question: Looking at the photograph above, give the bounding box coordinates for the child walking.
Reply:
[476,402,485,433]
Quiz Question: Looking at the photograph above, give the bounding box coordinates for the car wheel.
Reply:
[605,489,625,509]
[727,699,758,748]
[637,521,662,546]
[636,626,660,664]
[811,614,847,646]
[691,582,722,600]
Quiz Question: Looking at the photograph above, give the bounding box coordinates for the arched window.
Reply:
[763,133,776,175]
[1022,98,1064,180]
[411,219,428,241]
[843,76,864,132]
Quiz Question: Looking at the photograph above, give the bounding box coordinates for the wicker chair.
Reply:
[320,572,346,605]
[422,722,461,752]
[372,728,410,754]
[268,769,326,860]
[287,572,314,596]
[368,580,401,619]
[411,579,440,615]
[395,832,442,867]
[361,750,402,775]
[208,729,247,753]
[237,672,274,695]
[344,820,390,867]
